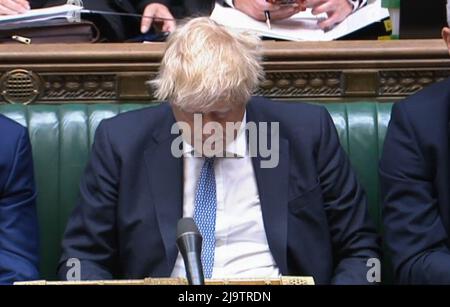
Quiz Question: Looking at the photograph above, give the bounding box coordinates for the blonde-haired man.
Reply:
[381,1,450,284]
[59,17,379,284]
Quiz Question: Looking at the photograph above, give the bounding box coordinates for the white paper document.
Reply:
[0,4,82,24]
[210,0,390,41]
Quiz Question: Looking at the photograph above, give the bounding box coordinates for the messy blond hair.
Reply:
[150,17,263,111]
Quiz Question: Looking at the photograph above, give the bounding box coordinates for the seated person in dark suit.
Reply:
[58,17,380,284]
[73,0,176,42]
[0,0,175,41]
[227,0,368,30]
[147,0,369,32]
[0,115,39,284]
[380,2,450,284]
[0,0,367,40]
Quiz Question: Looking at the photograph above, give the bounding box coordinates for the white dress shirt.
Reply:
[170,112,280,279]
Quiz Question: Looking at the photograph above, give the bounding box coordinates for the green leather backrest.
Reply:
[0,102,394,282]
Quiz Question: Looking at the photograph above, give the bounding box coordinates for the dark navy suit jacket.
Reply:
[30,0,159,41]
[31,0,217,41]
[381,78,450,284]
[0,115,39,284]
[58,97,379,284]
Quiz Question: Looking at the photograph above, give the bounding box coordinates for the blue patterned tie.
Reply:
[193,157,217,279]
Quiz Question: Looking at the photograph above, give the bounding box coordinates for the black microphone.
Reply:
[176,218,205,285]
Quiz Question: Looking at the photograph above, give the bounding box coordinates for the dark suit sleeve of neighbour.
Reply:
[317,107,380,285]
[349,0,368,12]
[380,103,450,284]
[133,0,171,13]
[0,128,39,285]
[58,121,120,281]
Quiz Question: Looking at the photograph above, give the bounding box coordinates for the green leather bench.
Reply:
[0,102,394,283]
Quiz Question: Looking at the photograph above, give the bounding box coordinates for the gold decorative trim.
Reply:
[379,70,450,96]
[0,69,41,104]
[256,71,342,98]
[14,276,315,286]
[1,40,450,104]
[41,74,117,101]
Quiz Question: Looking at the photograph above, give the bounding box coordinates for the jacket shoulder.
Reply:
[0,115,26,147]
[394,78,450,116]
[249,97,326,121]
[247,97,329,143]
[93,104,173,150]
[248,97,327,131]
[99,104,171,132]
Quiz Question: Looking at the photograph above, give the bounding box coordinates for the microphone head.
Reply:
[176,217,200,239]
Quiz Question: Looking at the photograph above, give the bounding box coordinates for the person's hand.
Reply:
[304,0,353,29]
[234,0,305,21]
[0,0,30,15]
[141,3,176,34]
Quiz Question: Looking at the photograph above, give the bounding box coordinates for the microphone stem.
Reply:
[185,251,205,285]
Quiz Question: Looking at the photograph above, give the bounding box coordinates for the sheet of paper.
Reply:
[210,0,390,41]
[0,4,82,24]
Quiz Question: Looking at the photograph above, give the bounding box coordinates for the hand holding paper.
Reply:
[140,3,175,33]
[233,0,304,21]
[211,0,389,41]
[304,0,354,29]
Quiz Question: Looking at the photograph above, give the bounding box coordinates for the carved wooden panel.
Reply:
[1,40,449,104]
[256,71,343,98]
[379,70,450,96]
[41,74,117,101]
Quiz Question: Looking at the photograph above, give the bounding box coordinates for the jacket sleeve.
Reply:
[317,107,381,285]
[348,0,368,12]
[134,0,171,13]
[0,127,39,285]
[58,120,120,280]
[380,102,450,284]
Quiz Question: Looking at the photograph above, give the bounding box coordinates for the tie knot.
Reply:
[204,157,215,165]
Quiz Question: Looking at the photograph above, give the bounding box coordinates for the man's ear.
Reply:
[442,27,450,52]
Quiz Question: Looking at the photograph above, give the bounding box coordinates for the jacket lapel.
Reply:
[144,109,183,276]
[247,101,290,274]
